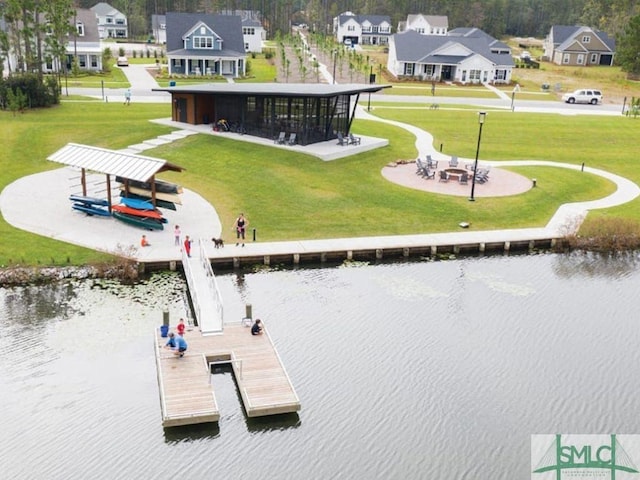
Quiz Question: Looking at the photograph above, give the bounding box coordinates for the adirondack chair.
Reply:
[348,133,361,145]
[459,172,469,185]
[287,133,297,145]
[449,156,459,168]
[337,132,347,146]
[274,131,286,144]
[426,155,438,169]
[438,170,449,182]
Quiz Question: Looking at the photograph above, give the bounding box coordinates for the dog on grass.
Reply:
[212,237,224,248]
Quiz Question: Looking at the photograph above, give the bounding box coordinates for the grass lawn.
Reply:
[56,67,130,89]
[380,84,500,98]
[0,101,636,267]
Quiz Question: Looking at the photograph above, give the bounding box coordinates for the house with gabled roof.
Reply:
[333,11,392,45]
[166,12,246,77]
[219,10,265,53]
[544,25,615,66]
[90,2,127,39]
[387,28,514,84]
[398,14,448,36]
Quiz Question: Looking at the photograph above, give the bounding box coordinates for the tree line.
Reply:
[70,0,640,40]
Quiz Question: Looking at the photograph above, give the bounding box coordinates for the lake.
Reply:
[1,252,639,479]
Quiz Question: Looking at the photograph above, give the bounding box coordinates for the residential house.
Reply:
[387,28,514,84]
[333,12,392,45]
[219,10,266,53]
[166,12,246,77]
[397,14,448,35]
[544,25,615,66]
[90,2,127,39]
[151,14,166,44]
[36,9,103,74]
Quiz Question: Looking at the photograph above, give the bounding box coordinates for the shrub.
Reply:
[564,217,640,251]
[119,47,125,57]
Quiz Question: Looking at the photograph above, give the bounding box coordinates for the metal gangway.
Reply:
[181,238,224,334]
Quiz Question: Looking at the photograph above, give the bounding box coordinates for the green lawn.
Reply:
[0,101,636,267]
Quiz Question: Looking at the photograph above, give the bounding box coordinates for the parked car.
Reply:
[117,56,129,67]
[561,89,603,105]
[520,50,531,60]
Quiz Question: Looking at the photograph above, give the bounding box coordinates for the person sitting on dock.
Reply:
[251,319,263,336]
[140,235,151,247]
[174,335,188,357]
[164,332,177,349]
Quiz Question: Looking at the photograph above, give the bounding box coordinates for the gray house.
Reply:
[544,25,615,66]
[166,12,246,77]
[387,28,514,84]
[90,2,127,39]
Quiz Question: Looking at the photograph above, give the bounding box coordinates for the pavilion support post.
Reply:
[106,174,112,212]
[81,168,87,196]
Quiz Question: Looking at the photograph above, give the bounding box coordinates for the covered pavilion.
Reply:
[47,143,185,209]
[152,83,390,145]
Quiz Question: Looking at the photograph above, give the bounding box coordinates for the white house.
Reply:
[333,12,392,45]
[387,28,514,84]
[219,10,265,52]
[90,2,127,39]
[398,14,448,35]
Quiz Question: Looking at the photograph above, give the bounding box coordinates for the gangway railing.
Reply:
[181,238,224,333]
[198,238,224,330]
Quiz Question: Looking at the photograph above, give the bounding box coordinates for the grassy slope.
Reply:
[1,100,634,266]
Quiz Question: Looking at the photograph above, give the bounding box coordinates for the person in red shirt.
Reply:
[140,235,150,247]
[177,318,186,336]
[184,235,191,257]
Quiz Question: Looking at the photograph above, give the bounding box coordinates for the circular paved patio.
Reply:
[381,162,534,197]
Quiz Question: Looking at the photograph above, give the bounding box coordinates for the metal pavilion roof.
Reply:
[47,143,183,182]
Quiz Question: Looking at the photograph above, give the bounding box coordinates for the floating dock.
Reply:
[155,323,300,428]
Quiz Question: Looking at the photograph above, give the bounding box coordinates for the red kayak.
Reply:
[112,204,164,220]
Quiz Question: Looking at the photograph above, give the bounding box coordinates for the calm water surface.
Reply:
[1,253,639,479]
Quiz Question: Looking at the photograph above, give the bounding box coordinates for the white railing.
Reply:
[198,238,224,330]
[181,244,202,329]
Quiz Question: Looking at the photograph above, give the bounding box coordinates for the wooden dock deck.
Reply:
[155,323,300,427]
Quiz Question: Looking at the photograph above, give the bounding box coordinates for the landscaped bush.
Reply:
[0,73,59,110]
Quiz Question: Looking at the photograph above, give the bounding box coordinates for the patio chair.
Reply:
[274,131,286,144]
[348,133,361,145]
[424,168,436,180]
[459,172,469,185]
[438,170,449,182]
[426,155,438,169]
[337,132,347,146]
[287,133,297,145]
[449,156,459,168]
[474,171,489,184]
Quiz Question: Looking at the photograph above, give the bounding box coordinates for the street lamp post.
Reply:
[332,50,337,84]
[469,111,487,202]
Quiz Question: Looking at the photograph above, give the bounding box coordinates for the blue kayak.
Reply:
[69,195,110,207]
[72,203,111,217]
[120,197,155,211]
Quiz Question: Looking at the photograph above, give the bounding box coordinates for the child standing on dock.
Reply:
[251,319,263,335]
[177,318,186,336]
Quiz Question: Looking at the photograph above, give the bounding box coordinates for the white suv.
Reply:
[562,89,603,105]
